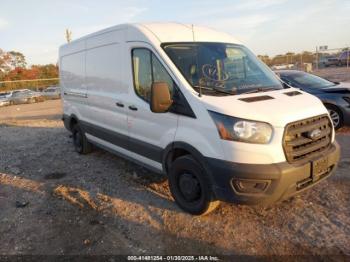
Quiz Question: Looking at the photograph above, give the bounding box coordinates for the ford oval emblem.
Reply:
[308,129,322,140]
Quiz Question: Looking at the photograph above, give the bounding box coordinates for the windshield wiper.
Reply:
[193,85,234,95]
[239,87,280,95]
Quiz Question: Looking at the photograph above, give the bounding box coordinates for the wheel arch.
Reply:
[323,101,339,108]
[162,142,213,179]
[323,103,344,129]
[63,113,79,132]
[323,102,344,118]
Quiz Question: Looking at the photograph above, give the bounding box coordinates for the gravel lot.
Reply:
[0,100,349,258]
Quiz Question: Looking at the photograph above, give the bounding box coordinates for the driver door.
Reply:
[126,44,178,170]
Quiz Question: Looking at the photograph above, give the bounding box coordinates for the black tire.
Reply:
[72,124,92,154]
[325,104,343,130]
[168,155,220,215]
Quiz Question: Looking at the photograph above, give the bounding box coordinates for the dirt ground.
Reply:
[0,100,349,258]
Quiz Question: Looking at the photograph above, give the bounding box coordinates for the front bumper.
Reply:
[207,141,340,205]
[0,101,9,106]
[340,105,350,126]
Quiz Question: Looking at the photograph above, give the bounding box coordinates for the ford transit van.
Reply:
[60,23,340,215]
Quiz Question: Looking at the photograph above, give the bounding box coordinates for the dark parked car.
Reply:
[276,70,350,129]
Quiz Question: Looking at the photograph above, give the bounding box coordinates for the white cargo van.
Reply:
[60,23,340,215]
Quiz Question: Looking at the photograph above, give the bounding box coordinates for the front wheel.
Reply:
[28,98,36,103]
[168,155,220,215]
[326,105,343,130]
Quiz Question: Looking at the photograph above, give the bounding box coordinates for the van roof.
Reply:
[60,22,242,50]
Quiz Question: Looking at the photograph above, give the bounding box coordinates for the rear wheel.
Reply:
[326,104,343,130]
[168,155,220,215]
[28,98,36,103]
[72,124,92,154]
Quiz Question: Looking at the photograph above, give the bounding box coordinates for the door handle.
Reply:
[116,102,124,107]
[128,105,138,111]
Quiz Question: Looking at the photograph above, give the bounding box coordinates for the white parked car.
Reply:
[42,86,61,99]
[59,23,340,215]
[9,89,45,105]
[0,92,12,106]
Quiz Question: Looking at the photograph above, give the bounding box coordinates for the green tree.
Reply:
[8,51,27,68]
[0,48,11,73]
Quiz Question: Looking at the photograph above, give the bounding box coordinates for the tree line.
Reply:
[257,51,317,67]
[0,49,59,91]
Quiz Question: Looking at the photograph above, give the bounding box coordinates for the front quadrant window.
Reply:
[132,48,175,102]
[132,49,152,101]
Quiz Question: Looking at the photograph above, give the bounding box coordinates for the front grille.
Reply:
[283,115,332,163]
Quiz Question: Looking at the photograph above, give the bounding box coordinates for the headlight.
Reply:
[343,97,350,105]
[209,111,273,144]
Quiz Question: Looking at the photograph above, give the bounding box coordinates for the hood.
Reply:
[339,82,350,88]
[200,88,328,128]
[322,82,350,94]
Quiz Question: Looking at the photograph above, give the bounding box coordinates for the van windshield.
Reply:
[162,42,283,95]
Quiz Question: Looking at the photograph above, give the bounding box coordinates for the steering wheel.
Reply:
[202,64,229,82]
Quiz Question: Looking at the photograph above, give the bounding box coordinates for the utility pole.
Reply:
[65,29,72,43]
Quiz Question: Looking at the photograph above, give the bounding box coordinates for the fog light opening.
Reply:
[232,179,269,194]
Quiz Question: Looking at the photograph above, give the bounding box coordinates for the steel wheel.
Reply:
[326,104,343,130]
[178,172,202,202]
[328,109,340,127]
[168,155,220,215]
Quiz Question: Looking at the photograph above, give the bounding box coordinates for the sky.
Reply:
[1,0,349,65]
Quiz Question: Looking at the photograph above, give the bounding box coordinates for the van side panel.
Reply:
[60,41,88,121]
[83,30,129,140]
[61,52,85,94]
[86,30,123,49]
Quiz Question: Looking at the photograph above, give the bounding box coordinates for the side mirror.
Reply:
[150,82,173,113]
